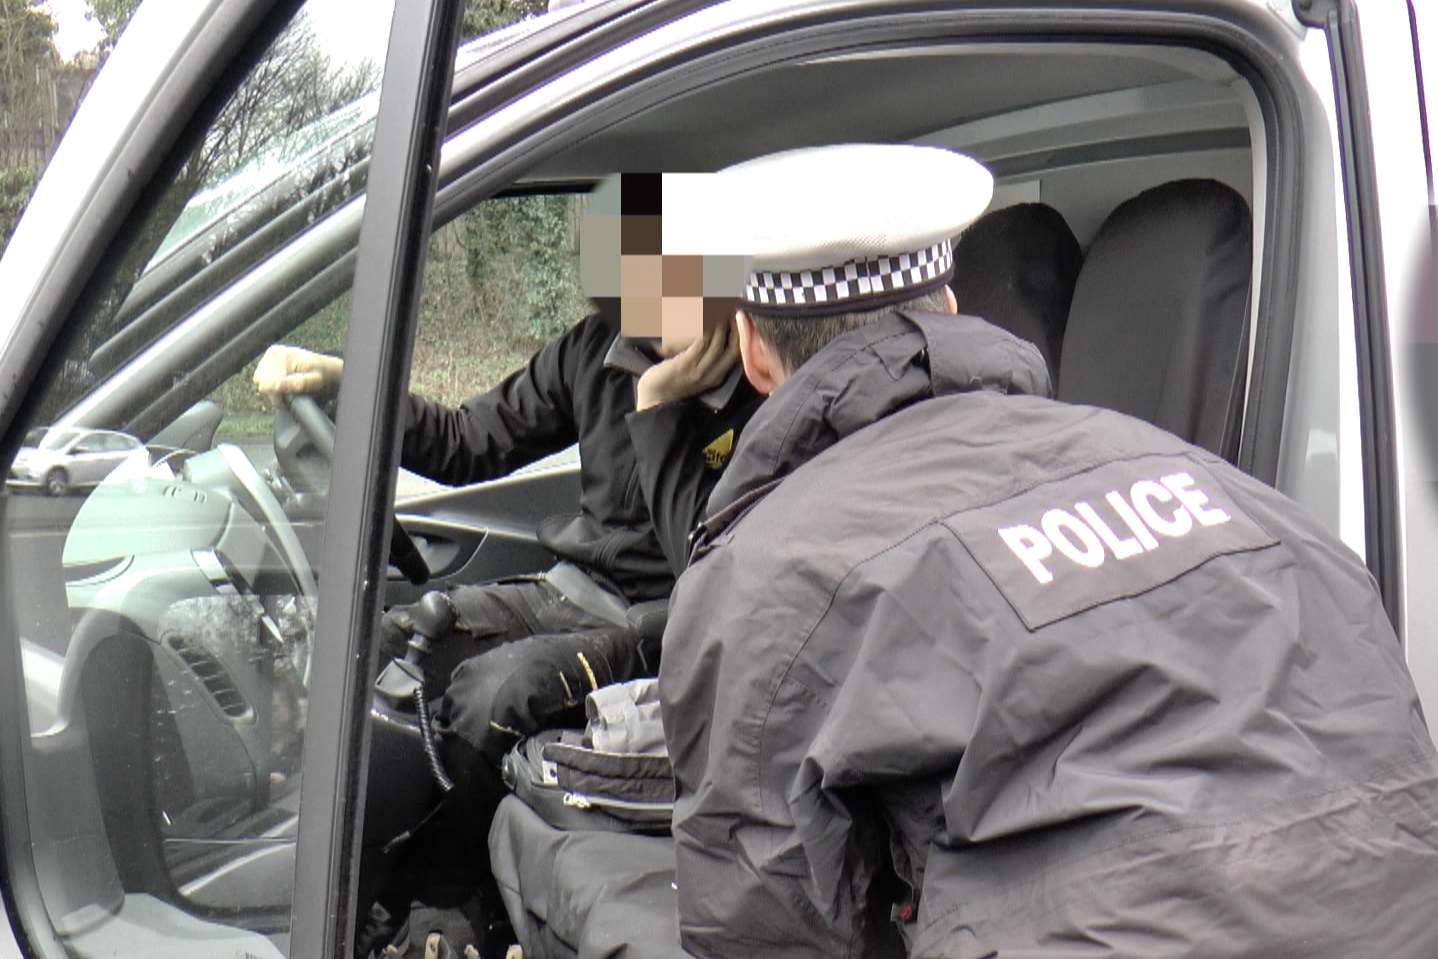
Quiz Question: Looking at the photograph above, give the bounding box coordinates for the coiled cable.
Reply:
[406,663,453,794]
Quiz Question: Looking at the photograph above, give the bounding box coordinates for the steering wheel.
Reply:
[282,394,431,586]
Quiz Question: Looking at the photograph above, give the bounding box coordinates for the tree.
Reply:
[85,0,137,55]
[0,0,59,133]
[85,0,546,63]
[36,9,382,419]
[185,17,376,188]
[0,1,57,248]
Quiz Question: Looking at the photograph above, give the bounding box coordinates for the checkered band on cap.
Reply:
[742,240,953,311]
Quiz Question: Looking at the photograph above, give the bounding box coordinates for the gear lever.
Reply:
[375,591,458,792]
[403,590,456,664]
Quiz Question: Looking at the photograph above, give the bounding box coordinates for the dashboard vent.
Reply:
[160,484,207,504]
[166,635,251,721]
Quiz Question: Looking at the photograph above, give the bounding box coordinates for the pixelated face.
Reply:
[580,173,745,353]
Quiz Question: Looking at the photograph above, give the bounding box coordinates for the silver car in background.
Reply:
[7,427,146,496]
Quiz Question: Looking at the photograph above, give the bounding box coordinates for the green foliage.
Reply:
[461,195,586,341]
[412,216,558,404]
[462,0,547,38]
[0,166,36,247]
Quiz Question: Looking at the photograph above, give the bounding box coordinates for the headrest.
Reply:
[1057,179,1252,457]
[953,202,1082,376]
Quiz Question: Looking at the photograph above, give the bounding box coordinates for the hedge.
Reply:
[0,166,36,249]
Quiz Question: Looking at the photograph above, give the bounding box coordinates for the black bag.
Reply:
[500,678,674,833]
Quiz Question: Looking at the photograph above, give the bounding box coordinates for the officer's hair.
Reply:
[748,286,951,374]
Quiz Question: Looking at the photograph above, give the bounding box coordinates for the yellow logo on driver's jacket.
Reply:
[703,429,734,469]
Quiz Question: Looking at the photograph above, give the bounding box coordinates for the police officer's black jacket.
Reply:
[659,311,1438,958]
[401,314,760,602]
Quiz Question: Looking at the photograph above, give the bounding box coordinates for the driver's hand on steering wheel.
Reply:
[253,345,343,403]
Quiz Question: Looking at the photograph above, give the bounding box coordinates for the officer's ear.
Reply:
[735,310,785,395]
[943,284,958,314]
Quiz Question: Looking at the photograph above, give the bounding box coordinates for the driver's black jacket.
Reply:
[660,311,1438,958]
[400,313,760,601]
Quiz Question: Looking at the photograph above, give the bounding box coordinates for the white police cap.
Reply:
[721,144,993,317]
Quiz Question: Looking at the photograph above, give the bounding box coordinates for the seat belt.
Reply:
[543,561,632,628]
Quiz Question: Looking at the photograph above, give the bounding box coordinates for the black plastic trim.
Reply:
[1296,0,1400,627]
[285,0,460,955]
[446,0,723,134]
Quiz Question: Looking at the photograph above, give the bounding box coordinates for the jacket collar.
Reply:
[695,312,1051,546]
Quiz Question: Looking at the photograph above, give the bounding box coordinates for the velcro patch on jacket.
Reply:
[946,456,1278,630]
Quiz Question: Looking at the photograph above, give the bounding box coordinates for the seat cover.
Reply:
[1057,179,1252,458]
[489,796,684,959]
[952,201,1083,378]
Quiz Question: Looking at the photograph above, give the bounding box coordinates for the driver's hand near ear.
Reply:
[253,345,343,401]
[634,318,740,412]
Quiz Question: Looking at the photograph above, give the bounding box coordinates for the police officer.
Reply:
[659,144,1438,958]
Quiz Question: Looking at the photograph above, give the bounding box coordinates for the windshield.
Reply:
[144,3,580,271]
[146,94,381,270]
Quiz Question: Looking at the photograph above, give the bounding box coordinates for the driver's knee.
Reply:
[439,627,657,766]
[440,639,563,765]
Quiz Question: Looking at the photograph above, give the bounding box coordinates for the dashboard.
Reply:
[53,443,315,908]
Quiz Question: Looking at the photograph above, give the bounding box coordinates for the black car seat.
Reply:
[1057,179,1253,460]
[952,202,1083,381]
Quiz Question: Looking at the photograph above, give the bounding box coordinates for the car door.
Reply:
[0,0,459,956]
[1380,0,1438,744]
[1297,0,1438,731]
[69,433,120,486]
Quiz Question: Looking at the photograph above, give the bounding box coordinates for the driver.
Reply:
[253,173,762,956]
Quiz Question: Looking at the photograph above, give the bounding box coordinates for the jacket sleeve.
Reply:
[624,402,719,577]
[661,547,887,958]
[399,320,584,485]
[662,529,983,958]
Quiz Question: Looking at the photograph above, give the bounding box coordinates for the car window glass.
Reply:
[0,1,393,955]
[398,193,587,500]
[415,195,585,401]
